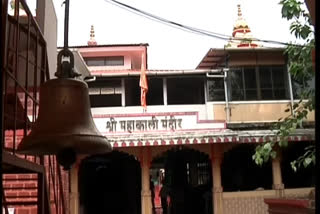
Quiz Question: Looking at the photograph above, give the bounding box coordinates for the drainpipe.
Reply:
[224,54,230,122]
[204,80,209,120]
[224,71,230,122]
[206,68,229,121]
[287,64,294,115]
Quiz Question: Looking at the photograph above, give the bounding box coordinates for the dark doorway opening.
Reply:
[79,151,141,214]
[222,144,273,191]
[281,141,315,188]
[151,147,213,214]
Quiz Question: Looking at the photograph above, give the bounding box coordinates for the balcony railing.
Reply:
[2,0,67,214]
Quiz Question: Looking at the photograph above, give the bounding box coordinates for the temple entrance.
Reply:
[79,151,141,214]
[151,147,213,214]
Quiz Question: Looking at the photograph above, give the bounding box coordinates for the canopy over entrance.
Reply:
[106,128,314,147]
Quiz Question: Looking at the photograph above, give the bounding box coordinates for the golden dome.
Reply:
[225,4,262,48]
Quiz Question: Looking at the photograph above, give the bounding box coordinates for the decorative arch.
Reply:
[151,144,212,161]
[114,147,141,161]
[150,145,213,214]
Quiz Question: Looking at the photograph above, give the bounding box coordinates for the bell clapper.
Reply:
[57,148,77,170]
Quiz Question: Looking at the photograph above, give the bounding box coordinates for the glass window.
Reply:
[291,75,315,99]
[243,68,257,89]
[228,69,244,101]
[272,66,286,88]
[260,66,289,100]
[228,66,289,101]
[207,78,225,101]
[84,56,124,66]
[105,56,124,66]
[88,78,122,107]
[243,68,258,100]
[259,66,273,100]
[259,67,272,88]
[85,57,105,66]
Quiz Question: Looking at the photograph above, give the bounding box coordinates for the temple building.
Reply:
[67,9,314,214]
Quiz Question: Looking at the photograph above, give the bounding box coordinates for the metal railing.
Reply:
[2,0,67,214]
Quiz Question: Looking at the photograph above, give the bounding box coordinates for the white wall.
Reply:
[36,0,57,79]
[91,104,212,120]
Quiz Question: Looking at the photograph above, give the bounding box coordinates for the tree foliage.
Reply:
[252,0,315,171]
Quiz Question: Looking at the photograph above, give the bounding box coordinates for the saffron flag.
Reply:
[139,53,148,111]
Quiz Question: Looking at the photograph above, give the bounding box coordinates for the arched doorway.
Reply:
[151,146,213,214]
[79,151,141,214]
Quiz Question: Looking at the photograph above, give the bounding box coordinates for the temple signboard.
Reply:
[93,112,226,135]
[105,115,181,132]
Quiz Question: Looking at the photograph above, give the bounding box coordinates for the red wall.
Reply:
[3,131,69,214]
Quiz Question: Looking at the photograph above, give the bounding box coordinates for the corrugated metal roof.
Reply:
[89,69,225,77]
[196,47,286,70]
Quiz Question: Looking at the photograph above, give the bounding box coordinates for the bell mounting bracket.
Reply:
[55,49,81,78]
[54,0,81,79]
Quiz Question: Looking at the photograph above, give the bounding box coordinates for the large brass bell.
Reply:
[17,74,112,169]
[17,78,111,154]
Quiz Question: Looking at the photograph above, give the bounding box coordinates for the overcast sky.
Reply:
[52,0,298,69]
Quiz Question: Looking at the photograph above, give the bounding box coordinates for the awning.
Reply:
[105,128,315,147]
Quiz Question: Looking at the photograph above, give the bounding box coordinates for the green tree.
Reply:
[252,0,315,171]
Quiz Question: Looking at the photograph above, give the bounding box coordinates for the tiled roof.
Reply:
[58,43,149,49]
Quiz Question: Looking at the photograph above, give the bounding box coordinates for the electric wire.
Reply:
[104,0,307,47]
[104,0,230,40]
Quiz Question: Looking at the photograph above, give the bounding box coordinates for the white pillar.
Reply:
[272,149,284,197]
[121,78,126,107]
[163,78,167,106]
[69,155,87,214]
[69,164,79,214]
[140,147,152,214]
[211,144,224,214]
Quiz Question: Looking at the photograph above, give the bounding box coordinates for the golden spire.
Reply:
[237,4,242,17]
[87,25,97,46]
[90,25,95,38]
[225,4,261,48]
